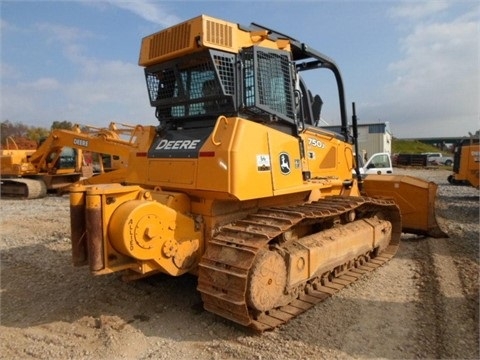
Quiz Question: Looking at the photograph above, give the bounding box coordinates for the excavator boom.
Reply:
[0,122,156,198]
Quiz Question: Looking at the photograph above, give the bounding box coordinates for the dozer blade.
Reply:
[362,174,448,238]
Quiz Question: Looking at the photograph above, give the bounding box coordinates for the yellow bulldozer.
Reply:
[0,122,156,199]
[70,15,446,331]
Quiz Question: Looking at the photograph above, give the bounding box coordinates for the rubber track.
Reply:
[1,178,47,199]
[197,196,401,331]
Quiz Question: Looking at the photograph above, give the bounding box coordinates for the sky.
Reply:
[1,0,479,138]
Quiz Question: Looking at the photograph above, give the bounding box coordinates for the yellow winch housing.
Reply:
[71,184,203,277]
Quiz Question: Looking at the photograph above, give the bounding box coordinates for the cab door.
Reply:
[364,153,393,174]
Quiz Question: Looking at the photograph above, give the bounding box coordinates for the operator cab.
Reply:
[145,50,236,130]
[144,46,323,137]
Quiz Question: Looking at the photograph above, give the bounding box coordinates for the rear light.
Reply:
[199,151,215,157]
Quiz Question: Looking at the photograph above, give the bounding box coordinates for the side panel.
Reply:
[148,160,197,185]
[267,132,303,192]
[147,127,209,189]
[300,128,354,182]
[465,145,480,187]
[459,145,480,188]
[196,116,276,199]
[153,117,308,201]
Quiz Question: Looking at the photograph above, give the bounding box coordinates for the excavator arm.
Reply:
[27,123,149,173]
[1,123,157,198]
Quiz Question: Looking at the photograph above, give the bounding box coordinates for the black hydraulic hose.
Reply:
[352,102,363,190]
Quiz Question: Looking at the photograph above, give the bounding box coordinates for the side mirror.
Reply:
[312,95,323,122]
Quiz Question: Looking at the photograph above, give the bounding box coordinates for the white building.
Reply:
[323,122,392,160]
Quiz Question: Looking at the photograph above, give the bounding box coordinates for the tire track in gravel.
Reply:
[427,237,479,359]
[413,235,479,360]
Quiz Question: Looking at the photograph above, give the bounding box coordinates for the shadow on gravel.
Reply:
[400,233,479,267]
[0,244,202,331]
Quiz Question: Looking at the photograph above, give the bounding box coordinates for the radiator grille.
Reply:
[205,20,233,48]
[148,22,192,59]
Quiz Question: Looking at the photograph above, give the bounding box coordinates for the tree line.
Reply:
[0,120,74,147]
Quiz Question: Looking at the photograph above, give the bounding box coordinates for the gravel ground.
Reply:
[0,168,478,359]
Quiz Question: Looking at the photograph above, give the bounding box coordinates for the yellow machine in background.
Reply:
[70,15,446,331]
[448,133,479,188]
[0,122,156,198]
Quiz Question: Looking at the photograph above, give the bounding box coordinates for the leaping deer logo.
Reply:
[280,153,291,175]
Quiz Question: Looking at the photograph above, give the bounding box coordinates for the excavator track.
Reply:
[0,178,47,199]
[197,196,402,331]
